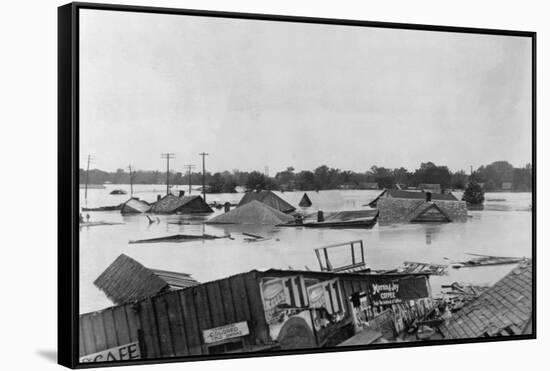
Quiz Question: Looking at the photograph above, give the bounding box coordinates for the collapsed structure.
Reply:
[94,254,199,305]
[80,256,434,362]
[440,260,532,338]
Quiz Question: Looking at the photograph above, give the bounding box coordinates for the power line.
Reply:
[199,152,209,202]
[160,153,175,196]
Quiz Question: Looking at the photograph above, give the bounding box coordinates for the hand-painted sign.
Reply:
[202,321,249,344]
[79,342,141,363]
[370,280,401,306]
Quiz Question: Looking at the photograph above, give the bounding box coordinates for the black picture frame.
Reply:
[58,2,536,369]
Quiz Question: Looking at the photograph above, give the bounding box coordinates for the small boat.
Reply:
[129,233,230,244]
[280,209,378,229]
[110,189,127,195]
[451,253,526,268]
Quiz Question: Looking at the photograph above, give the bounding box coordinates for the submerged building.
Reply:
[80,260,434,362]
[206,200,294,225]
[150,193,213,214]
[369,189,466,224]
[238,190,296,214]
[120,198,151,214]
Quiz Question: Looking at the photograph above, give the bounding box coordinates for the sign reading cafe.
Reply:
[370,280,401,306]
[79,342,141,363]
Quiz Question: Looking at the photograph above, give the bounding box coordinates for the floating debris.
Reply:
[378,261,448,275]
[451,253,527,269]
[80,221,123,227]
[439,282,489,312]
[129,233,230,244]
[110,189,127,195]
[82,204,122,211]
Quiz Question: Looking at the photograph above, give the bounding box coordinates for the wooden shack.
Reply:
[80,267,433,363]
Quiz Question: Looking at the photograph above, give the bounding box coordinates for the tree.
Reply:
[245,171,276,191]
[295,171,316,190]
[413,162,452,189]
[462,182,484,204]
[451,170,468,190]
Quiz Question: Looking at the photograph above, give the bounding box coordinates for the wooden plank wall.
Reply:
[79,271,270,359]
[79,305,139,357]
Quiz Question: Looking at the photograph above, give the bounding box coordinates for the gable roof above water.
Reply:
[238,190,296,213]
[150,194,213,214]
[206,200,295,225]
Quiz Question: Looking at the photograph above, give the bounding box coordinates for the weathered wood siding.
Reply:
[79,305,140,357]
[79,271,269,359]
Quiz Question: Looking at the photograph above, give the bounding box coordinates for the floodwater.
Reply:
[79,184,532,314]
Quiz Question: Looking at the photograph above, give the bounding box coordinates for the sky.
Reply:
[79,9,532,174]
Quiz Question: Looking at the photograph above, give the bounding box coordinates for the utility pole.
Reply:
[128,164,135,197]
[199,152,209,202]
[161,153,175,196]
[84,154,94,206]
[184,164,196,195]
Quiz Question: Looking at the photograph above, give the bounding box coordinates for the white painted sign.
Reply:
[202,321,249,344]
[79,342,141,363]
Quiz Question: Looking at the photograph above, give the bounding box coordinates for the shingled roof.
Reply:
[150,194,213,214]
[94,254,199,305]
[238,190,296,213]
[440,260,533,339]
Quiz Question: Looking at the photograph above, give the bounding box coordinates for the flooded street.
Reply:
[79,185,532,314]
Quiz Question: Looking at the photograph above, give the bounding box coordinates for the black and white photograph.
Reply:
[62,2,534,367]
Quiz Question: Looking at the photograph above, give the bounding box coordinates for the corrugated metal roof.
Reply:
[440,261,533,339]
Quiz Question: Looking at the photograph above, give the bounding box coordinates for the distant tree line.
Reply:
[79,160,532,193]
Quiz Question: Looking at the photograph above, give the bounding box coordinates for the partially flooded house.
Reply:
[150,192,213,214]
[206,200,294,225]
[238,190,296,214]
[79,258,434,362]
[120,198,151,214]
[440,260,532,339]
[369,189,467,224]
